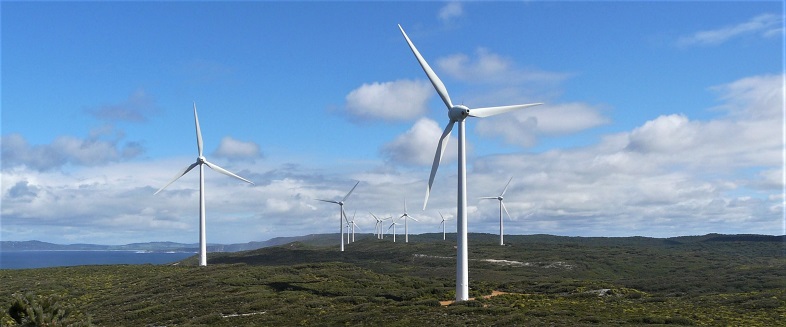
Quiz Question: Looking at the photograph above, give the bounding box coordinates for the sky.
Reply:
[1,1,784,245]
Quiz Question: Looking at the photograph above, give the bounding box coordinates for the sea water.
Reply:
[0,251,195,269]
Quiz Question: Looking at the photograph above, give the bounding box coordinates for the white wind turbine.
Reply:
[398,198,419,243]
[346,211,362,243]
[317,181,359,251]
[387,218,401,242]
[154,103,254,267]
[370,212,390,239]
[438,211,453,241]
[480,177,514,246]
[398,25,543,301]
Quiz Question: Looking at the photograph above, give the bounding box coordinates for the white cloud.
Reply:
[344,79,433,121]
[677,13,783,46]
[380,117,459,166]
[626,114,697,153]
[86,89,159,122]
[213,136,262,160]
[438,2,464,24]
[1,126,144,171]
[437,48,570,86]
[475,102,610,147]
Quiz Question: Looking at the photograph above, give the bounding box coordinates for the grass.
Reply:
[1,233,784,326]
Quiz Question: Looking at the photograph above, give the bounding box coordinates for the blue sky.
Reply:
[2,1,783,245]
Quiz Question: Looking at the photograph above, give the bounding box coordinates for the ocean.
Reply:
[0,251,195,269]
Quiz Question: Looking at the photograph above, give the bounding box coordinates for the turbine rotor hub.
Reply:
[197,156,206,164]
[498,196,504,201]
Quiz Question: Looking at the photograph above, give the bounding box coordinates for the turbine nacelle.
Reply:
[449,105,470,121]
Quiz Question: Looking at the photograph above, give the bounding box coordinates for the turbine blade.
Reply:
[424,120,455,210]
[468,103,543,118]
[193,103,204,157]
[398,24,453,109]
[154,162,199,195]
[342,181,360,203]
[500,177,514,196]
[316,199,340,204]
[203,160,254,184]
[410,216,419,222]
[502,201,512,221]
[479,196,497,200]
[438,211,445,221]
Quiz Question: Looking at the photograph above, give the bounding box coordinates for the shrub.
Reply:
[412,299,441,307]
[665,316,694,325]
[5,292,92,327]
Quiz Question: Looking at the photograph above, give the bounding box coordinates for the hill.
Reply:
[0,234,323,252]
[1,233,784,326]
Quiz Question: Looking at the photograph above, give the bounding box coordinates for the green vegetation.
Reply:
[2,234,784,326]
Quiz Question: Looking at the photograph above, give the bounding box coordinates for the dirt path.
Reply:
[439,290,510,306]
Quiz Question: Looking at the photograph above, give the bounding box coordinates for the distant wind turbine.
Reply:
[398,25,543,301]
[317,181,359,251]
[370,212,390,239]
[480,177,514,246]
[346,211,361,243]
[154,103,254,267]
[399,198,418,243]
[438,211,453,241]
[387,218,401,242]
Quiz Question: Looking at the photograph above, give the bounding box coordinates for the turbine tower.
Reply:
[398,25,543,301]
[317,181,359,251]
[399,198,419,243]
[154,103,254,267]
[480,177,514,246]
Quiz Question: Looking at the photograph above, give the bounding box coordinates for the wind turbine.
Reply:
[480,177,514,246]
[387,218,401,242]
[398,25,543,301]
[317,181,359,251]
[346,211,362,243]
[438,211,452,241]
[154,103,254,267]
[399,198,418,243]
[370,212,390,239]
